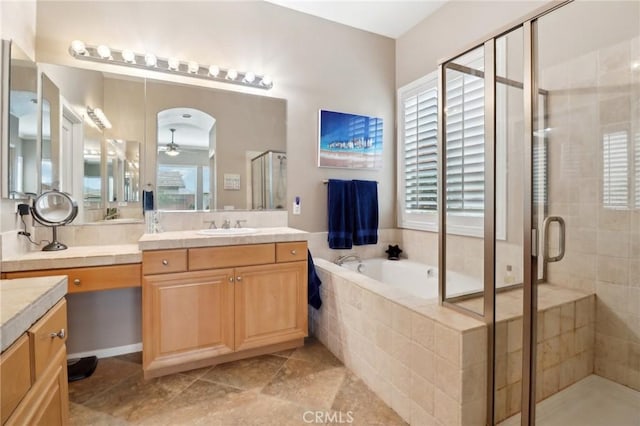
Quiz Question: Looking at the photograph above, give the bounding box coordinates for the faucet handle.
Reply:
[235,220,247,228]
[204,220,217,229]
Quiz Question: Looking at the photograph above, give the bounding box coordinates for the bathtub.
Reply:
[340,258,481,300]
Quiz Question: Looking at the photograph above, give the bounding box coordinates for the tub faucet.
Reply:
[335,254,361,266]
[221,219,231,229]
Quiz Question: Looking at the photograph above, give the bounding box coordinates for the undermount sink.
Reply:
[196,228,258,236]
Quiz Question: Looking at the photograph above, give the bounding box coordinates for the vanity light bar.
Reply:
[86,107,112,129]
[69,41,274,90]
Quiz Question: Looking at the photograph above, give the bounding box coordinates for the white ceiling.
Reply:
[157,108,215,149]
[265,0,447,38]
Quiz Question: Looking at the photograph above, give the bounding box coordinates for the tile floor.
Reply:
[499,375,640,426]
[69,338,407,425]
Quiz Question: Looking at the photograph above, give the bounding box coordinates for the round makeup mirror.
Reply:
[31,190,78,251]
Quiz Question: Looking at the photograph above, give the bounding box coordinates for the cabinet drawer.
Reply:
[276,242,307,263]
[189,244,275,270]
[1,334,31,424]
[143,249,188,275]
[29,300,67,381]
[5,264,141,293]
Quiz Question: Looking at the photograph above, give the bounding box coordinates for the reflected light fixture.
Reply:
[144,53,157,67]
[86,107,112,129]
[165,128,180,157]
[68,41,273,90]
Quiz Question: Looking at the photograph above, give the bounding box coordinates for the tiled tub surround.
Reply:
[312,259,488,426]
[311,258,596,425]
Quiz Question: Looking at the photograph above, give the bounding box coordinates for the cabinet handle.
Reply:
[50,329,65,339]
[162,259,169,266]
[291,250,297,255]
[236,276,242,281]
[73,278,81,286]
[228,277,234,283]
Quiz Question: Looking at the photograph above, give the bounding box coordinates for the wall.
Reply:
[396,0,546,88]
[34,1,396,233]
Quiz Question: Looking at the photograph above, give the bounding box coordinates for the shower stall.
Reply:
[437,1,639,424]
[251,150,287,210]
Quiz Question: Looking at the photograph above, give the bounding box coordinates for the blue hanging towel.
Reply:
[352,180,378,245]
[327,179,353,249]
[142,190,154,213]
[307,250,322,309]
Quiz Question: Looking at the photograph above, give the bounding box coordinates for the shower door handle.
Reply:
[542,216,566,262]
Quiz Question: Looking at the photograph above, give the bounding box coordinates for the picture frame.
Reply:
[317,109,383,169]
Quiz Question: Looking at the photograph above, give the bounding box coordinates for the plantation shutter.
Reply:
[602,131,629,209]
[445,68,485,216]
[403,83,438,212]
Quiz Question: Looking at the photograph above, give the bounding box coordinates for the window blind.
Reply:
[403,82,438,212]
[602,130,629,209]
[445,69,485,216]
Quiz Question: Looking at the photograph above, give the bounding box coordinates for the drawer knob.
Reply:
[228,277,234,283]
[236,276,242,281]
[291,250,297,255]
[73,278,81,286]
[162,259,169,266]
[50,329,65,339]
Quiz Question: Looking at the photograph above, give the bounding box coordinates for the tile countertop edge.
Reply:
[1,276,68,352]
[1,244,142,272]
[137,227,309,251]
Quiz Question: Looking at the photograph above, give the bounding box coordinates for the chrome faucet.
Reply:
[334,254,362,266]
[221,219,231,229]
[235,219,247,228]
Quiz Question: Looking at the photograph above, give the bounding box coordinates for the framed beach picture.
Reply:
[318,109,383,169]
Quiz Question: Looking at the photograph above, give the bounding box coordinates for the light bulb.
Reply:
[208,65,220,77]
[244,71,255,83]
[144,53,157,67]
[187,61,199,74]
[168,57,180,71]
[226,68,238,80]
[97,45,111,59]
[261,75,273,86]
[121,49,136,63]
[71,40,86,55]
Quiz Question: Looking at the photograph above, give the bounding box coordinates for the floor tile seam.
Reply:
[72,368,142,409]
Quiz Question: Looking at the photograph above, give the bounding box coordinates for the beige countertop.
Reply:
[1,244,142,272]
[138,227,309,250]
[1,276,68,352]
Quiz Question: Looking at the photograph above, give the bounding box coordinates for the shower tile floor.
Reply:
[68,337,406,425]
[499,375,640,426]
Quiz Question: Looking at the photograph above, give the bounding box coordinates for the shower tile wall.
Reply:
[544,35,640,392]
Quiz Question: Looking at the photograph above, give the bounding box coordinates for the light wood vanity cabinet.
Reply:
[1,300,69,426]
[142,242,308,379]
[4,264,141,294]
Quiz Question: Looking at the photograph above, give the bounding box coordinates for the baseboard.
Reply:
[67,342,142,360]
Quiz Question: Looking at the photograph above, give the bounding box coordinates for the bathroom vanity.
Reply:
[0,276,69,425]
[138,227,309,379]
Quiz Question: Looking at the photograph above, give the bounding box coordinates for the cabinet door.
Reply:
[143,269,235,371]
[6,346,69,426]
[234,261,308,351]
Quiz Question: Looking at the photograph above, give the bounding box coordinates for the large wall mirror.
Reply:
[1,53,287,222]
[147,79,286,212]
[2,40,38,198]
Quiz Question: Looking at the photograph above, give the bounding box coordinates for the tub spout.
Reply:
[335,254,362,266]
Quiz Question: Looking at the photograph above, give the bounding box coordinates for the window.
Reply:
[398,64,508,238]
[602,129,639,210]
[398,73,439,231]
